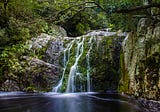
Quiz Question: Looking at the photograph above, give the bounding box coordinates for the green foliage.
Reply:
[35,46,48,60]
[0,0,156,92]
[7,17,30,41]
[0,44,29,73]
[0,44,28,90]
[0,40,50,91]
[46,0,144,36]
[29,18,49,36]
[76,23,90,35]
[0,0,50,48]
[25,86,36,92]
[0,0,146,47]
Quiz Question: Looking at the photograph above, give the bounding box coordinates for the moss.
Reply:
[118,51,130,93]
[56,35,125,92]
[25,86,37,93]
[59,40,77,92]
[89,36,123,91]
[35,46,47,60]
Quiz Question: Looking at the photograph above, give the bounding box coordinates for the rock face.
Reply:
[23,56,59,91]
[121,18,160,100]
[29,33,56,50]
[0,26,66,92]
[45,37,64,66]
[1,56,59,92]
[91,36,124,92]
[53,31,126,92]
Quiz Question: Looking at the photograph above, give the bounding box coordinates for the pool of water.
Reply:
[0,92,146,112]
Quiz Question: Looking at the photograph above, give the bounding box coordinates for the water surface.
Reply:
[0,92,145,112]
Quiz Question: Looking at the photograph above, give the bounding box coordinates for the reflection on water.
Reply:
[0,92,145,112]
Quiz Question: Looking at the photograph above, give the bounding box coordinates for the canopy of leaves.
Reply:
[1,0,159,40]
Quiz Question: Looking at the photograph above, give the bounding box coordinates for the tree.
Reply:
[49,0,160,35]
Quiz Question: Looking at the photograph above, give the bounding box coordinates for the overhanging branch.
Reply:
[53,1,107,20]
[53,1,160,22]
[116,3,160,13]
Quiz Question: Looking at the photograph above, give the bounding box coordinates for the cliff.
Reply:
[120,18,160,100]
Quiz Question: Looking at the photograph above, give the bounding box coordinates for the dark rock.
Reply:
[138,98,160,112]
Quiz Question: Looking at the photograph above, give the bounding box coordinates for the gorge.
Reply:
[0,0,160,112]
[0,2,160,111]
[0,17,159,112]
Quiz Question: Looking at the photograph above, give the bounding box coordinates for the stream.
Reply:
[0,92,146,112]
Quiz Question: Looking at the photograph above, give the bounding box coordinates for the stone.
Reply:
[121,18,160,100]
[22,56,59,91]
[1,80,20,91]
[28,33,56,51]
[45,37,64,66]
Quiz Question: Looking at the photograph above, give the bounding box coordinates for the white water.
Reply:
[122,33,129,46]
[52,40,75,92]
[86,36,94,92]
[66,37,85,92]
[52,30,128,93]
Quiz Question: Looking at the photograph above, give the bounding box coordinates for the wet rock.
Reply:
[22,56,59,91]
[138,98,160,112]
[121,18,160,100]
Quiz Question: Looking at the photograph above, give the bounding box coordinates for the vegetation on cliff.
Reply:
[0,0,159,95]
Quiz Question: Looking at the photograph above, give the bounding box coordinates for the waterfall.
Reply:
[52,40,75,92]
[66,37,85,92]
[86,36,94,92]
[52,30,127,93]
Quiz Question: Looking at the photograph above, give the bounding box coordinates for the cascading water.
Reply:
[52,30,127,93]
[52,35,95,93]
[66,37,85,92]
[52,40,75,92]
[86,36,94,92]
